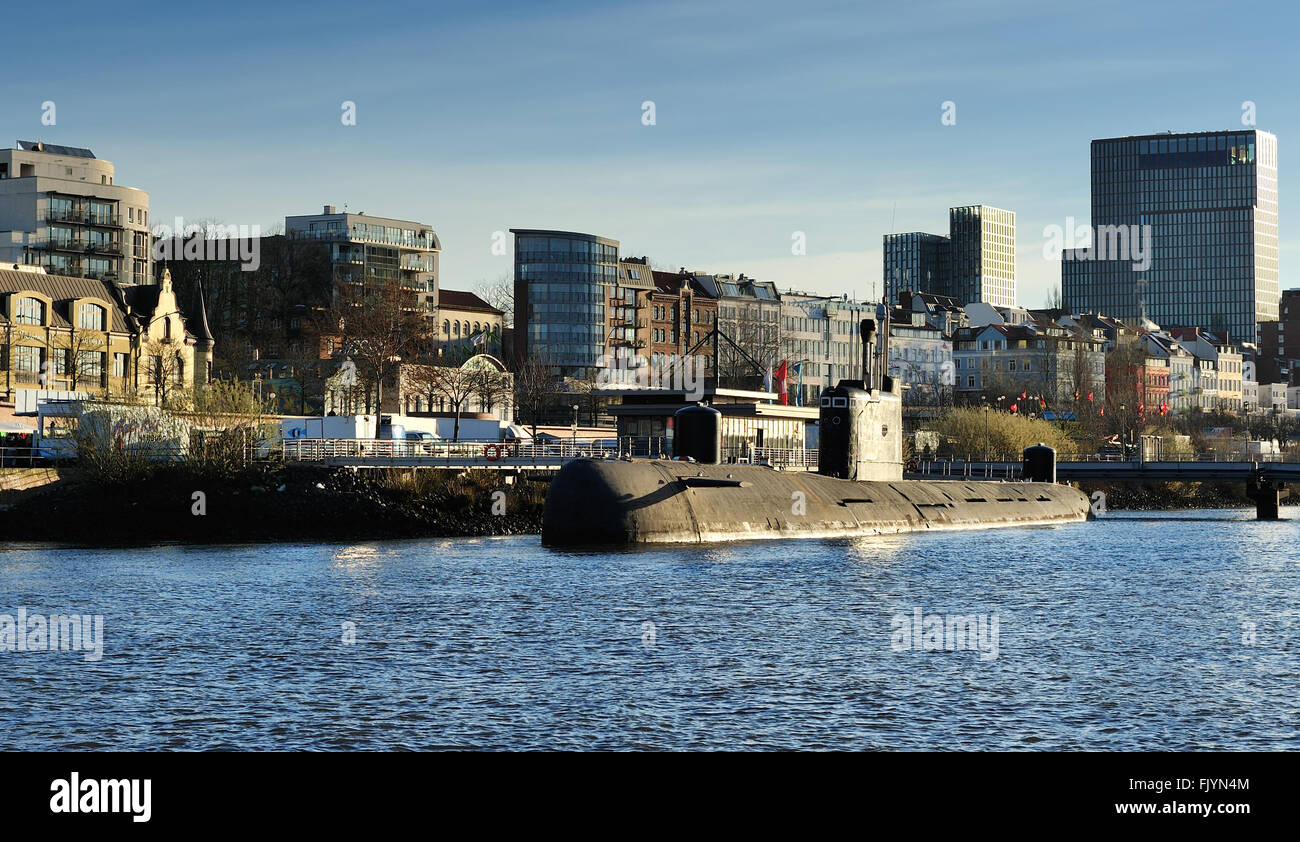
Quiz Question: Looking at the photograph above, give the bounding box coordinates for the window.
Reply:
[77,350,104,380]
[16,297,44,325]
[79,303,106,331]
[113,353,128,378]
[15,345,42,372]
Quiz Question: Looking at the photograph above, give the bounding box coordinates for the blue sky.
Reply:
[2,0,1294,306]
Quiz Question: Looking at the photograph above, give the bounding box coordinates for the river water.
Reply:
[2,509,1296,750]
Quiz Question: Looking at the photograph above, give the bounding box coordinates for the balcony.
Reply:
[43,209,120,227]
[34,238,87,252]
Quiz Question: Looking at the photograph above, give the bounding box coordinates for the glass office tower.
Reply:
[882,205,1015,307]
[511,229,620,377]
[950,205,1016,308]
[883,232,951,305]
[1062,130,1279,342]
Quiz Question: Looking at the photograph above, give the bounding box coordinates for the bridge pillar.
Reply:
[1246,480,1288,520]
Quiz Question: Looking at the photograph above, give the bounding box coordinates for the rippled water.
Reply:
[1,509,1297,750]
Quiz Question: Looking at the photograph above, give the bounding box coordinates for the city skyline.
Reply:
[0,0,1295,308]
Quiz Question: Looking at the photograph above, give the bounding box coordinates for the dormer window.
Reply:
[15,297,44,325]
[78,303,106,331]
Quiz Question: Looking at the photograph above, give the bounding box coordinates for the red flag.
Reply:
[1009,403,1018,413]
[1099,406,1105,416]
[1086,391,1094,401]
[775,360,789,405]
[1019,391,1027,400]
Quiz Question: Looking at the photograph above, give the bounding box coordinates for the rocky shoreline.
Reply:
[0,465,546,545]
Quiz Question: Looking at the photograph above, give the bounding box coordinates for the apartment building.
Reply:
[694,273,781,389]
[639,269,716,376]
[0,141,152,286]
[886,308,952,406]
[1169,327,1244,411]
[952,321,1105,406]
[286,206,440,314]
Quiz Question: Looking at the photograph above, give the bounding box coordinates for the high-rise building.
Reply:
[1061,130,1279,343]
[950,205,1016,307]
[882,232,950,306]
[882,205,1016,307]
[285,206,440,314]
[0,141,152,286]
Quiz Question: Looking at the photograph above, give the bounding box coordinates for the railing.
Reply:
[277,438,629,463]
[915,451,1300,480]
[0,446,43,468]
[924,450,1300,464]
[721,446,819,470]
[272,437,824,469]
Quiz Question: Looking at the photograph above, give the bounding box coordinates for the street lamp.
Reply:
[572,404,580,449]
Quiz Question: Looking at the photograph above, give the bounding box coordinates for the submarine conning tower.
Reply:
[817,316,903,482]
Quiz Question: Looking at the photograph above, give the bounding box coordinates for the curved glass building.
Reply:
[511,229,620,376]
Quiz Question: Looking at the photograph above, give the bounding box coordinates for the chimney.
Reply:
[324,205,336,214]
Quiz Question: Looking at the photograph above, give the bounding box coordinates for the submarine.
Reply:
[542,316,1090,547]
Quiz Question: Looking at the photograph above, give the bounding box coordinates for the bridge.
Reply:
[910,454,1300,519]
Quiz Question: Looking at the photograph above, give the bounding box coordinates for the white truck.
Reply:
[277,415,379,442]
[36,400,192,460]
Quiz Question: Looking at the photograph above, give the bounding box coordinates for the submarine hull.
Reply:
[542,459,1090,547]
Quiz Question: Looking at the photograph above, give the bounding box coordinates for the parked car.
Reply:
[405,431,439,453]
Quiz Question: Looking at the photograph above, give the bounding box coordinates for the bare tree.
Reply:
[473,273,515,330]
[471,365,512,420]
[323,283,432,413]
[513,349,560,437]
[57,328,108,396]
[408,363,477,441]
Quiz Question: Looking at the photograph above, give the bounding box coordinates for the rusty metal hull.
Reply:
[542,459,1090,547]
